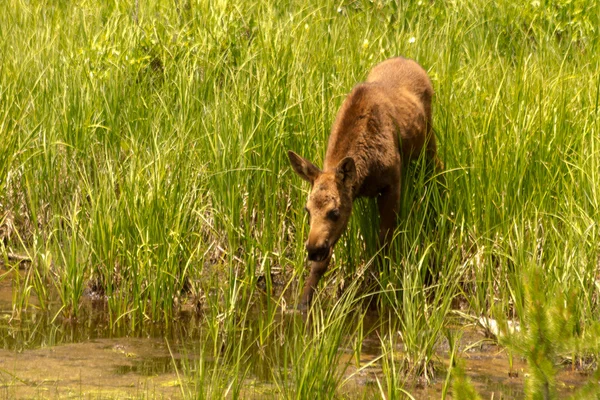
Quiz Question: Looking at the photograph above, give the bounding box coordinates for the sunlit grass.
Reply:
[1,0,599,397]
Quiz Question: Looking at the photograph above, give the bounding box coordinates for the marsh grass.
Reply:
[1,0,600,397]
[496,265,600,399]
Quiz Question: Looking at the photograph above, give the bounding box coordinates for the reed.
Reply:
[1,0,599,397]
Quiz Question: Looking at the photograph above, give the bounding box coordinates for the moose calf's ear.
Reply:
[288,150,321,183]
[336,157,356,186]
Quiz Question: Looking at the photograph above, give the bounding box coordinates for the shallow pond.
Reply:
[0,266,592,399]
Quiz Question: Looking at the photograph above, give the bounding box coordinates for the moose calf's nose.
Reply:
[307,245,329,262]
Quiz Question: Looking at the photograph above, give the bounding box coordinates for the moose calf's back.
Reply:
[325,57,436,197]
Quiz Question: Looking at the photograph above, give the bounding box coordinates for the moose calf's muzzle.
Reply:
[306,244,330,262]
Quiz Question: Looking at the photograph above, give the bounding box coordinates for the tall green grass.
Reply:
[1,0,599,397]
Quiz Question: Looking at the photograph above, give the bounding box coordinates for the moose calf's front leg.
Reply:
[299,257,331,309]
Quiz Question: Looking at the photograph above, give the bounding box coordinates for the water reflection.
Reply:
[0,299,205,352]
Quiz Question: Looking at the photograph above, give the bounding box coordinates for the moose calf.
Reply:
[288,57,442,308]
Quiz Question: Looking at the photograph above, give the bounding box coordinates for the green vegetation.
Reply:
[499,266,600,399]
[1,0,599,398]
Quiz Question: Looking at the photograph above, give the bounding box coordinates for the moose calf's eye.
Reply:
[327,209,340,221]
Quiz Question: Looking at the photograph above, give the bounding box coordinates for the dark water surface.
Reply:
[0,267,591,399]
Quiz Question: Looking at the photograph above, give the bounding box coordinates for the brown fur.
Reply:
[288,57,442,308]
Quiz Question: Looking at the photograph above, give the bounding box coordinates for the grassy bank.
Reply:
[1,0,599,397]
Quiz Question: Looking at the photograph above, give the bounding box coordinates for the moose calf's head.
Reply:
[287,151,356,262]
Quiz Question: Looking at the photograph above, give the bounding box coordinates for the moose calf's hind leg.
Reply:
[426,135,444,172]
[377,185,401,248]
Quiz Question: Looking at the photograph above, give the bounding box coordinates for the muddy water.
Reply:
[0,339,183,398]
[0,269,200,398]
[0,268,592,399]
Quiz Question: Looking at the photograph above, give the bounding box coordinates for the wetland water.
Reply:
[0,267,590,399]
